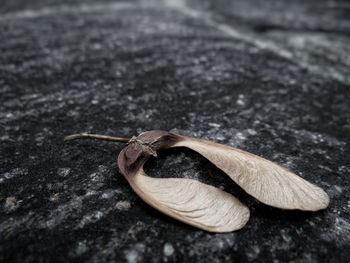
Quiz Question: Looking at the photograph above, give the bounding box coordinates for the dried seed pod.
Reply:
[117,131,250,232]
[65,131,250,232]
[116,130,329,211]
[64,129,330,232]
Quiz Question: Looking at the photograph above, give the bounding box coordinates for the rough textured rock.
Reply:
[0,0,349,262]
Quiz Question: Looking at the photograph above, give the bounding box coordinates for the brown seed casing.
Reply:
[117,130,180,178]
[117,130,250,232]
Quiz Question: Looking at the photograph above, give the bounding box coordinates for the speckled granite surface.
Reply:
[1,0,349,262]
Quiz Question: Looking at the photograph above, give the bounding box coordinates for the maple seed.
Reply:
[65,130,330,232]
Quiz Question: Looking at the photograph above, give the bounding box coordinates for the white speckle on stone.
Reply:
[77,211,103,228]
[75,241,88,256]
[89,172,97,179]
[289,79,296,85]
[49,193,60,202]
[208,122,221,128]
[216,134,225,141]
[246,245,260,261]
[1,135,10,141]
[338,166,348,174]
[101,190,115,199]
[125,249,138,263]
[1,168,28,180]
[236,94,245,106]
[135,243,145,252]
[281,230,292,243]
[207,234,236,252]
[86,190,98,196]
[247,129,257,136]
[4,196,19,209]
[318,165,332,172]
[57,167,71,177]
[127,221,146,238]
[125,243,145,263]
[91,43,102,50]
[6,112,14,118]
[321,216,350,246]
[42,195,83,229]
[214,239,225,250]
[115,201,131,210]
[329,185,344,198]
[235,132,246,141]
[334,185,343,194]
[163,242,174,257]
[236,99,245,106]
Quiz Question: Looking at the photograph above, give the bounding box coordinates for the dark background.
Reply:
[1,0,350,262]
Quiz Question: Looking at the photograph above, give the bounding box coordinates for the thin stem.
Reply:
[64,133,131,143]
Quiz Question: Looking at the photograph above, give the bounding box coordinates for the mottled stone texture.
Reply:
[0,0,349,262]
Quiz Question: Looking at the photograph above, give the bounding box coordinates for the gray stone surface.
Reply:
[0,0,349,262]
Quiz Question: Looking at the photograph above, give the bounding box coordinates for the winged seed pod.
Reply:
[64,130,329,232]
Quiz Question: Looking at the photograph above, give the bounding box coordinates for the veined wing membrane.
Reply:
[130,169,250,232]
[173,137,329,211]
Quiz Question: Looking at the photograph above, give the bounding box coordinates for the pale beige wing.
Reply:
[129,169,250,233]
[173,137,329,211]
